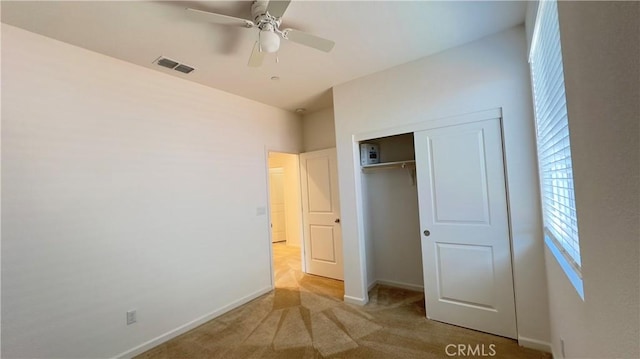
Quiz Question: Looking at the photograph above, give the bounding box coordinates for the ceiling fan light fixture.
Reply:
[186,1,335,68]
[259,29,280,53]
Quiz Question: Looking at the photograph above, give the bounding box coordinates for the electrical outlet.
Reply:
[560,338,566,358]
[126,310,137,325]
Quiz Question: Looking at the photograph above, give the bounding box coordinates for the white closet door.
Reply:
[414,118,517,338]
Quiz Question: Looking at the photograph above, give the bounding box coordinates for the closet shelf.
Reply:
[361,160,416,170]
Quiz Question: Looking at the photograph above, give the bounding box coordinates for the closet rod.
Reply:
[361,160,416,170]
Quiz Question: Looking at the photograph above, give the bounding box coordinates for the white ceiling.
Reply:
[1,1,526,113]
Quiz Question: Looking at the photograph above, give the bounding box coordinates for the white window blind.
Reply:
[529,0,581,269]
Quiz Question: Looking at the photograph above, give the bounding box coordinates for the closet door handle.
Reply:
[334,218,341,223]
[423,230,430,237]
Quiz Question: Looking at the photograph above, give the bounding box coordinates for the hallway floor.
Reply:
[137,243,550,358]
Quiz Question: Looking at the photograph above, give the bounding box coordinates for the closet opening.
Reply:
[359,133,424,295]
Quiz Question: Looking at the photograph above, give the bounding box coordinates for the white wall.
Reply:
[268,152,303,247]
[524,1,539,53]
[1,24,302,358]
[532,2,639,358]
[301,107,336,152]
[333,26,551,347]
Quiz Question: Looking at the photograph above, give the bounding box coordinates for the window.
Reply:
[529,0,583,297]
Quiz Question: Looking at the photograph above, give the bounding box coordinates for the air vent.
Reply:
[157,57,179,69]
[154,56,195,75]
[174,64,195,74]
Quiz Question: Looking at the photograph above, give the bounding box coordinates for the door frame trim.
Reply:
[354,108,502,142]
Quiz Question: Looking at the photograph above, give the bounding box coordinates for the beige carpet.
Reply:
[136,243,550,358]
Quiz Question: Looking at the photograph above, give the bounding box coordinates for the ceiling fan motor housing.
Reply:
[252,1,282,29]
[251,1,268,21]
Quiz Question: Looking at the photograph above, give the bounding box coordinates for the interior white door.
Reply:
[269,168,286,243]
[414,118,517,338]
[300,148,343,280]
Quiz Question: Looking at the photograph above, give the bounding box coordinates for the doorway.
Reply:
[267,149,345,291]
[267,152,304,288]
[268,167,286,243]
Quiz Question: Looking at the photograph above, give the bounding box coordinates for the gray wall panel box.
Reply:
[360,143,380,165]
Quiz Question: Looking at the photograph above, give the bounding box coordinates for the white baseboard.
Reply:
[114,286,273,359]
[374,279,424,292]
[367,281,377,292]
[343,295,368,305]
[518,336,552,353]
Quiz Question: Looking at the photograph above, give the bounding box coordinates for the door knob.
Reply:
[423,230,430,236]
[335,218,341,223]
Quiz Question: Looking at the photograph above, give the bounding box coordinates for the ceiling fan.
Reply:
[186,0,335,67]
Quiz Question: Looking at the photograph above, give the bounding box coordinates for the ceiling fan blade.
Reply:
[266,0,291,18]
[248,42,265,67]
[186,8,254,28]
[284,29,335,52]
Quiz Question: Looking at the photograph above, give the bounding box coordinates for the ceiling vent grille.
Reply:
[174,64,195,74]
[154,56,195,74]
